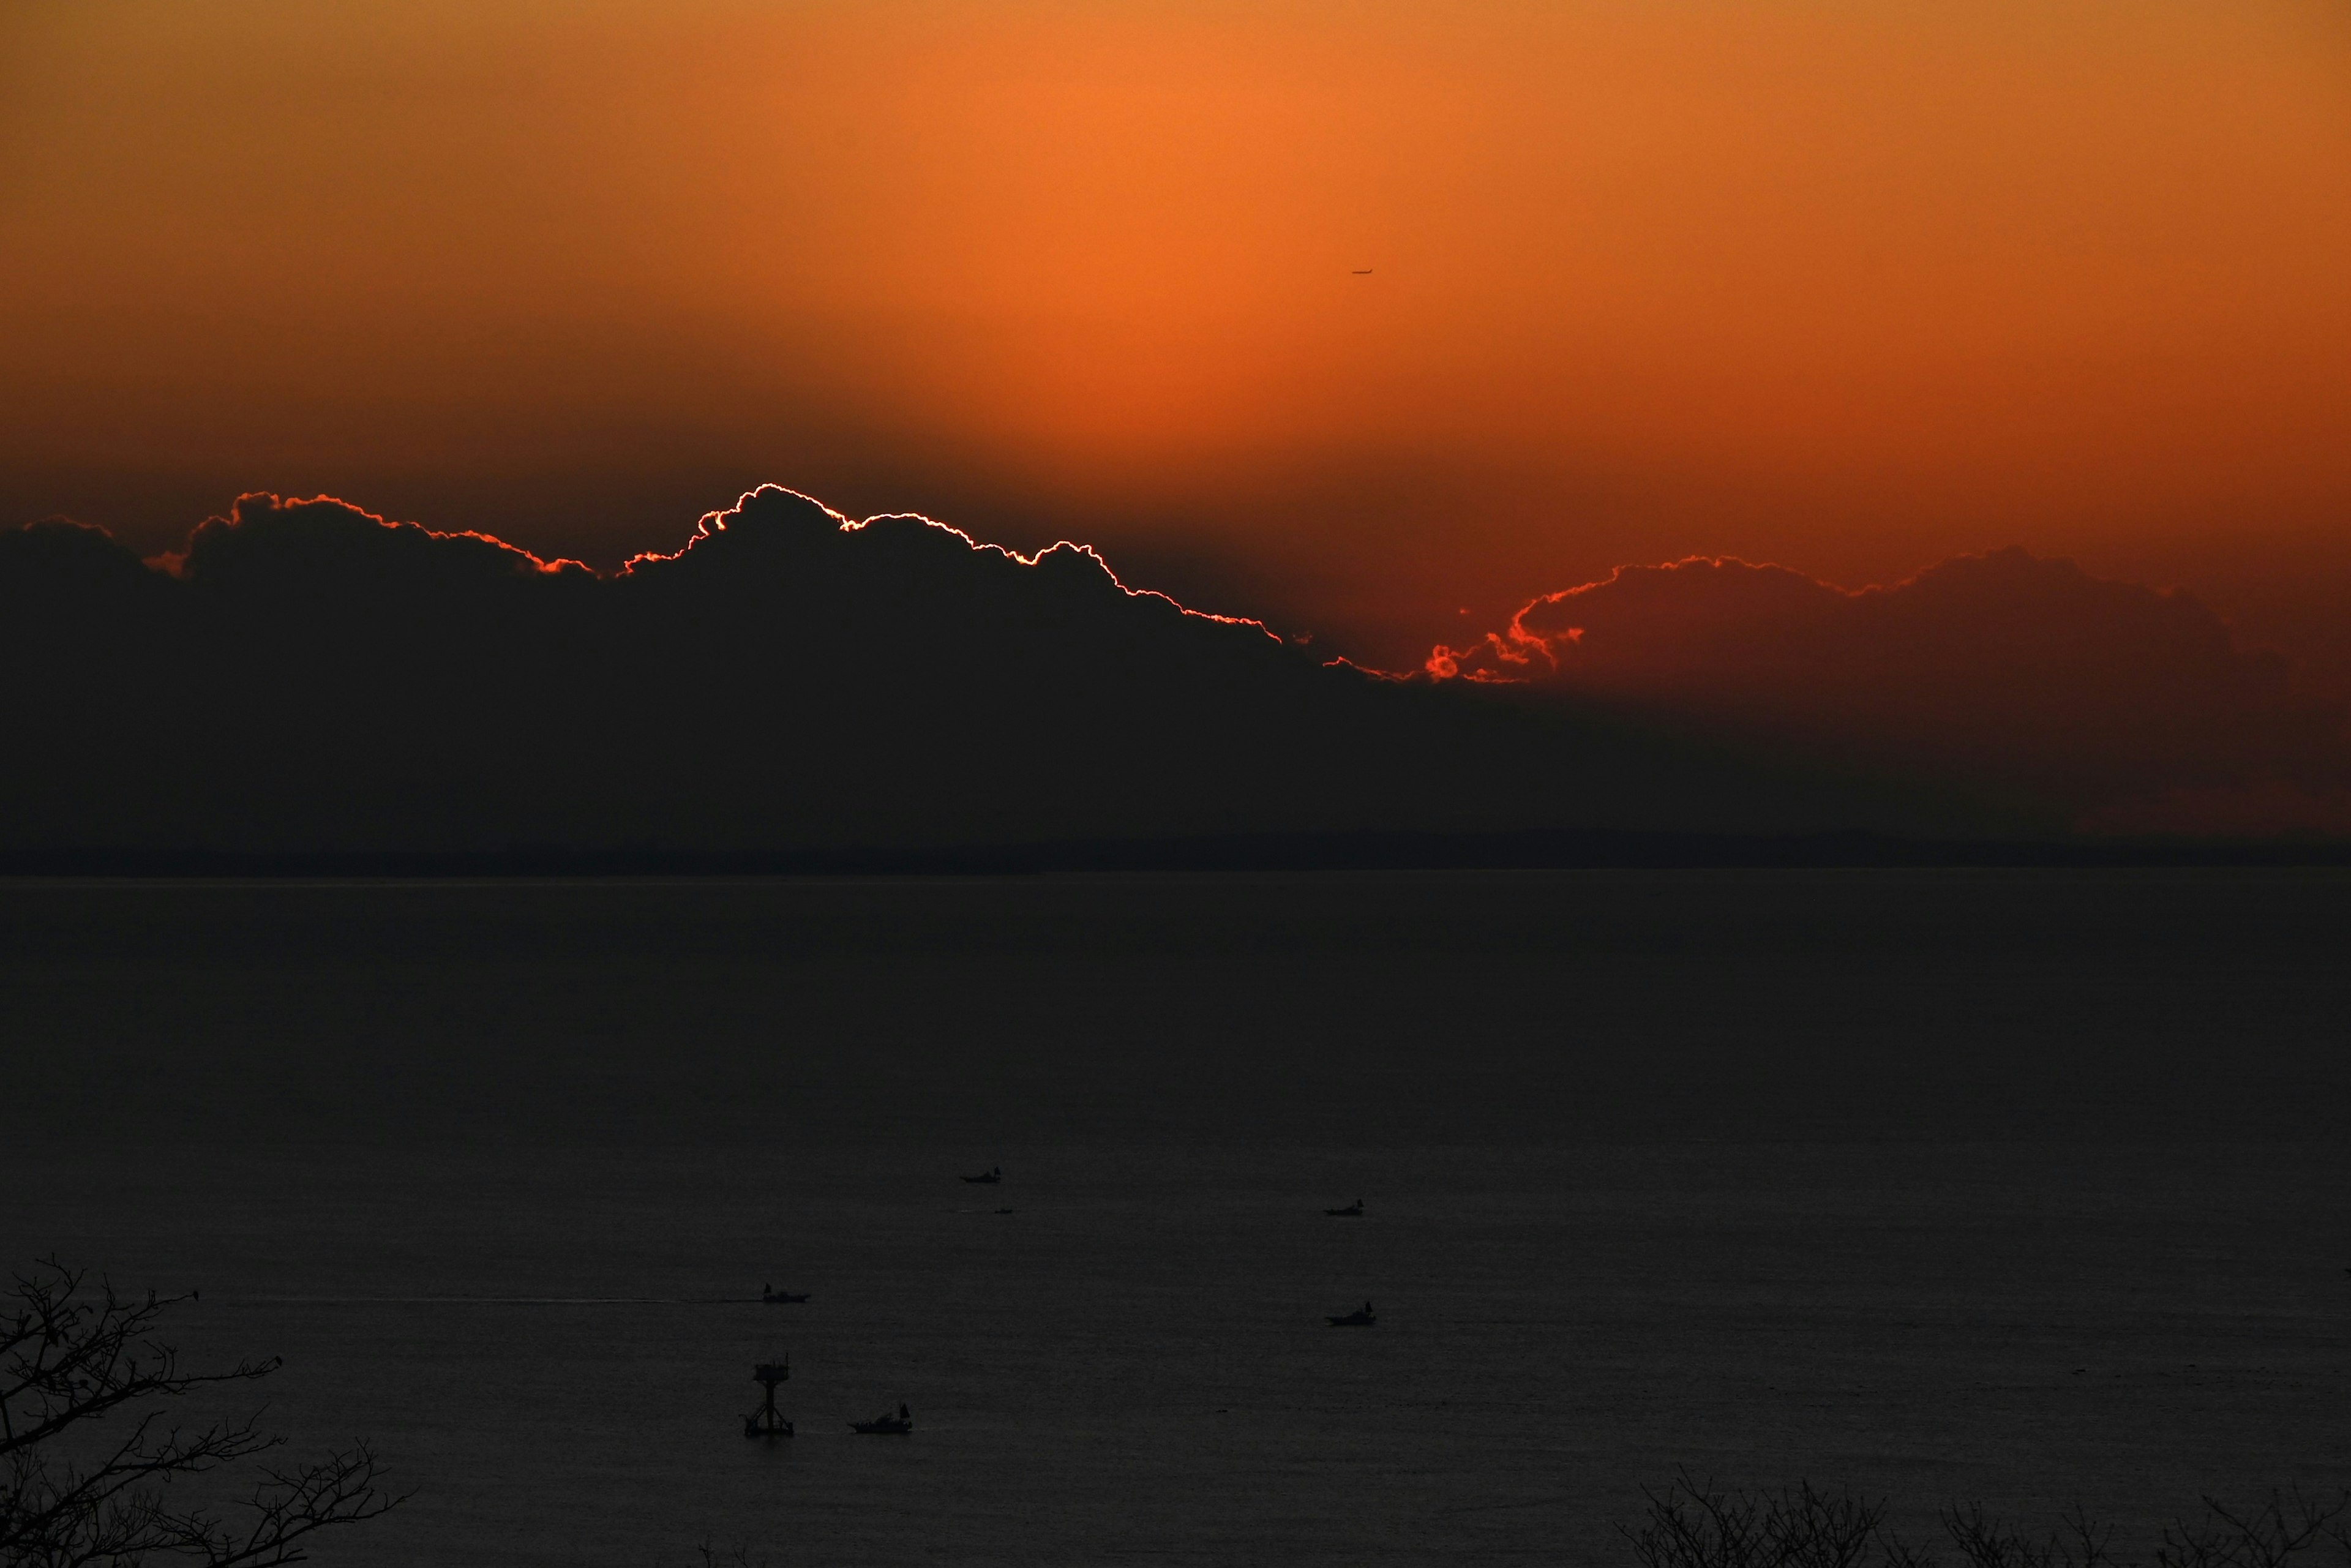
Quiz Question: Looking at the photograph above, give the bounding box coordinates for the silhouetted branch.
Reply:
[2157,1490,2350,1568]
[1,1258,402,1566]
[1622,1472,1888,1568]
[655,1542,770,1568]
[1627,1479,2351,1568]
[1942,1504,2060,1568]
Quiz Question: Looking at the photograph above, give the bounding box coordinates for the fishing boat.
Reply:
[760,1285,809,1304]
[962,1167,1003,1184]
[1326,1302,1377,1327]
[850,1404,914,1435]
[1324,1199,1365,1217]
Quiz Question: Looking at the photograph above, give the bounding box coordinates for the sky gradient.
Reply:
[6,0,2350,673]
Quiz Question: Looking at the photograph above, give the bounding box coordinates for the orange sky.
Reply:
[5,0,2349,667]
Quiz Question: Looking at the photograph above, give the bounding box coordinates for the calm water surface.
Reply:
[6,872,2347,1564]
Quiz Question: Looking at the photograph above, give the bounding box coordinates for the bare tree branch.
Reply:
[1623,1477,2351,1568]
[1,1259,402,1567]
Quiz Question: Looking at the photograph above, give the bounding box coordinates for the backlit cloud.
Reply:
[1428,549,2350,828]
[5,487,1922,858]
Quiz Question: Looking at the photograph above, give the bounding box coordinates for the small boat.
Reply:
[760,1285,809,1304]
[1326,1302,1377,1327]
[850,1403,914,1435]
[962,1167,1003,1184]
[1324,1199,1365,1217]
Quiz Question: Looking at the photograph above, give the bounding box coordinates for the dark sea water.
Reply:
[5,872,2347,1564]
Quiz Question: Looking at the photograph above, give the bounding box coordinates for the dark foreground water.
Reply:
[5,872,2347,1564]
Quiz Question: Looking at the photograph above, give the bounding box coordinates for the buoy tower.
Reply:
[743,1357,793,1438]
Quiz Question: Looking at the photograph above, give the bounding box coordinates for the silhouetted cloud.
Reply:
[5,487,1940,858]
[167,491,594,588]
[1427,549,2351,828]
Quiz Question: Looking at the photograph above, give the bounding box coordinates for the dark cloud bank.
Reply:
[1430,552,2351,838]
[4,487,2344,867]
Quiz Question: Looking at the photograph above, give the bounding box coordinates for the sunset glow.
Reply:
[7,0,2349,673]
[9,15,2351,1550]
